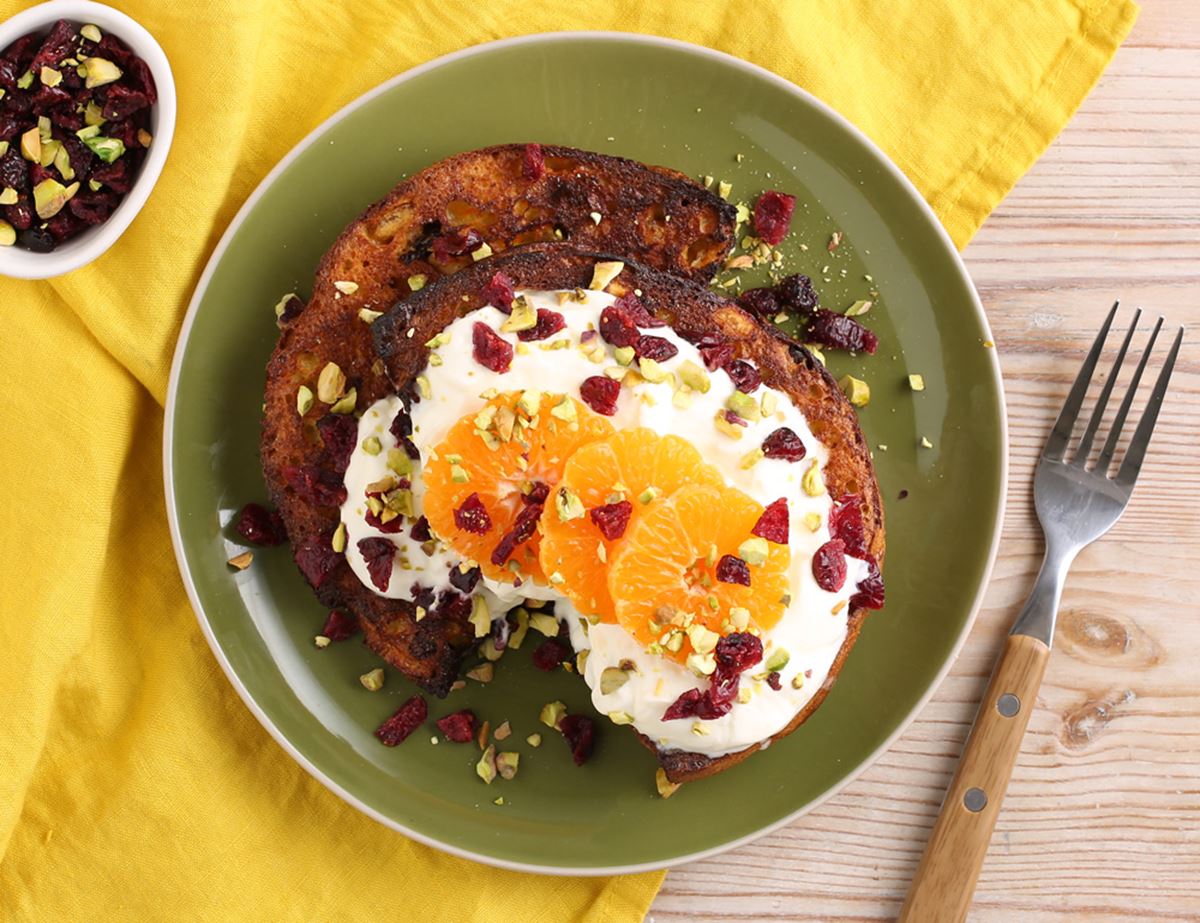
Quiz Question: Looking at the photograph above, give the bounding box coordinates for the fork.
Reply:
[899,303,1184,923]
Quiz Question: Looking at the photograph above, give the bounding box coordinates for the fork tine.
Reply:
[1115,325,1184,487]
[1043,301,1119,461]
[1096,316,1163,473]
[1072,307,1142,465]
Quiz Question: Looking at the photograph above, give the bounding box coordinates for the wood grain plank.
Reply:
[651,2,1200,919]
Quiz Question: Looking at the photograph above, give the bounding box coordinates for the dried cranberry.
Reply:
[95,34,135,69]
[753,496,792,547]
[738,287,780,320]
[283,465,346,507]
[430,226,483,263]
[524,481,550,505]
[491,502,542,566]
[409,516,432,542]
[389,407,413,440]
[436,709,478,743]
[358,537,397,592]
[753,190,796,245]
[761,428,807,462]
[30,20,75,70]
[128,57,157,102]
[91,159,132,193]
[364,507,405,534]
[0,147,29,192]
[517,308,567,341]
[410,584,436,612]
[321,609,358,641]
[234,503,286,546]
[598,305,639,348]
[849,555,885,610]
[767,672,782,691]
[294,532,341,588]
[480,271,515,312]
[715,554,751,586]
[448,564,481,594]
[376,695,428,746]
[471,321,514,373]
[828,494,867,556]
[807,309,878,354]
[316,414,358,474]
[812,539,848,592]
[453,493,492,535]
[100,84,151,120]
[579,375,620,416]
[532,638,571,671]
[776,274,819,314]
[589,500,632,540]
[558,714,595,766]
[723,409,748,428]
[662,688,705,721]
[695,333,734,370]
[725,360,761,393]
[613,293,665,328]
[30,85,72,111]
[18,227,54,252]
[634,334,678,362]
[523,142,545,180]
[5,200,33,232]
[715,632,763,673]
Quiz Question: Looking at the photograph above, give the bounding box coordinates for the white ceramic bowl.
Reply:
[0,0,175,279]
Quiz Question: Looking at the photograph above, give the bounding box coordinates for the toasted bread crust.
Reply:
[261,146,736,696]
[372,243,885,779]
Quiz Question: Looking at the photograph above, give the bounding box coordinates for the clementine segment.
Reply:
[422,391,614,585]
[538,429,722,619]
[607,483,791,663]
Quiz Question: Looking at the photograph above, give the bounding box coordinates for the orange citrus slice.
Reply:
[607,483,791,662]
[422,390,614,585]
[538,429,723,619]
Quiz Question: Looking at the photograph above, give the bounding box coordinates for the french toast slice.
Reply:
[262,145,737,696]
[372,243,885,781]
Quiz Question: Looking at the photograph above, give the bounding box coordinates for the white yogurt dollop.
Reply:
[339,288,872,757]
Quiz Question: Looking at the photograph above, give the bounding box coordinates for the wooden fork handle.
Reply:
[898,633,1051,923]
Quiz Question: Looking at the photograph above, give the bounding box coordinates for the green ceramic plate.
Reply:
[165,33,1005,874]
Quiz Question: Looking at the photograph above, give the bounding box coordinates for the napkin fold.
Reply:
[0,0,1135,919]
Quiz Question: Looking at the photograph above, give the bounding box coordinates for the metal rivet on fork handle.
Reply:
[997,693,1020,717]
[963,788,988,813]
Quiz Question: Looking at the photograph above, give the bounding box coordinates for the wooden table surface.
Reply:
[651,2,1200,920]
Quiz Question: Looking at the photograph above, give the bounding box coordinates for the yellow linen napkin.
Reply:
[0,0,1135,919]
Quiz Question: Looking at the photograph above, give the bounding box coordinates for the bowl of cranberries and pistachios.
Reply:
[0,1,175,279]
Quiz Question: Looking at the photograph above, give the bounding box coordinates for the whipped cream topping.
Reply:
[339,287,871,757]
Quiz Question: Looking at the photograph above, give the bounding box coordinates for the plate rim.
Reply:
[163,30,1008,877]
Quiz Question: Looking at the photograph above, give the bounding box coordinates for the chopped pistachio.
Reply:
[713,410,745,440]
[589,211,602,224]
[726,390,761,422]
[493,721,512,741]
[637,356,670,384]
[82,134,125,163]
[738,536,769,566]
[39,66,62,88]
[728,607,751,631]
[450,464,469,483]
[655,768,681,799]
[329,387,357,414]
[331,522,347,553]
[496,751,520,780]
[33,178,78,220]
[549,395,577,422]
[358,667,385,691]
[476,745,497,784]
[0,188,16,206]
[839,375,870,407]
[845,299,873,317]
[529,612,559,637]
[920,436,934,448]
[765,648,790,672]
[686,651,717,676]
[37,138,60,169]
[83,101,105,127]
[548,571,565,586]
[791,673,805,690]
[316,362,345,403]
[361,435,382,456]
[599,666,631,695]
[908,373,926,392]
[801,459,825,496]
[526,733,542,748]
[358,307,383,324]
[20,127,41,162]
[296,385,314,416]
[637,486,659,504]
[333,280,359,295]
[539,700,567,730]
[226,551,253,570]
[82,56,122,89]
[0,142,7,157]
[803,512,822,533]
[760,391,778,416]
[589,260,624,290]
[613,345,636,367]
[80,23,102,42]
[501,299,537,333]
[555,486,585,522]
[717,180,732,199]
[674,359,709,393]
[16,70,33,90]
[740,447,765,470]
[608,711,635,725]
[407,274,427,291]
[516,388,541,415]
[471,241,493,261]
[686,623,720,655]
[0,220,13,247]
[466,662,494,684]
[313,635,331,649]
[737,686,753,704]
[469,595,490,639]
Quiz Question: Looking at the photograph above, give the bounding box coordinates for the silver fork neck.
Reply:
[1010,538,1078,647]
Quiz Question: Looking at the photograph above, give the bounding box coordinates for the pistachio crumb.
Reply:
[359,668,385,691]
[226,551,253,570]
